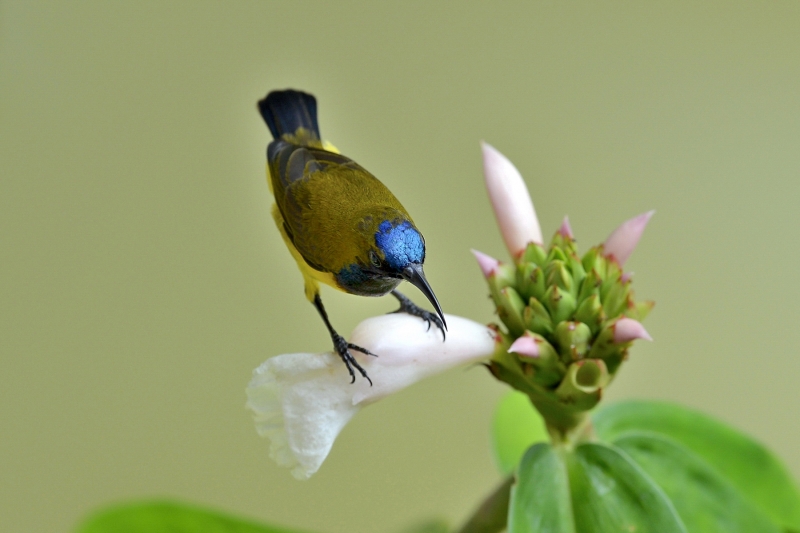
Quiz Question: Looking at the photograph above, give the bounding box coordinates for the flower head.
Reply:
[246,313,495,479]
[478,143,654,439]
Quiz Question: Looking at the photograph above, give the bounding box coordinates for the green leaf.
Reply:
[593,400,800,530]
[491,391,549,474]
[75,500,306,533]
[510,442,687,533]
[567,443,687,533]
[613,432,781,533]
[508,443,574,533]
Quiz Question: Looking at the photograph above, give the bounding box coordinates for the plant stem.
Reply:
[544,411,594,449]
[455,476,514,533]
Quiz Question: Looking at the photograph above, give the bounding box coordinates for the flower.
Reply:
[477,142,654,440]
[246,313,495,479]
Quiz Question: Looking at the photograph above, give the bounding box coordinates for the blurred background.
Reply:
[2,1,800,532]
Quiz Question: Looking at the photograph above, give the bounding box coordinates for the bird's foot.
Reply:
[390,290,446,341]
[331,333,377,386]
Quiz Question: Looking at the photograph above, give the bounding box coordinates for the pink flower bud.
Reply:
[481,142,543,257]
[508,333,540,358]
[558,216,574,239]
[613,317,653,343]
[604,211,655,266]
[471,249,501,278]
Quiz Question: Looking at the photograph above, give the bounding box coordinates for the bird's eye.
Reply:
[369,251,381,268]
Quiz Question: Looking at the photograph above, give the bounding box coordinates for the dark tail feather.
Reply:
[257,89,320,140]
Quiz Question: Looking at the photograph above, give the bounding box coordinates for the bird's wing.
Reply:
[268,142,367,273]
[268,141,364,190]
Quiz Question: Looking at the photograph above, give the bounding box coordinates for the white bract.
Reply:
[246,313,495,479]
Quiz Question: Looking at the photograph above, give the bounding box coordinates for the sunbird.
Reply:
[257,89,446,384]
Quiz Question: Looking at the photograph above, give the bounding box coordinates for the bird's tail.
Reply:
[258,89,320,141]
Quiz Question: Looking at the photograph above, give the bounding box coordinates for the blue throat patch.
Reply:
[375,220,425,270]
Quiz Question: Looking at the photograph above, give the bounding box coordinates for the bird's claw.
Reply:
[390,291,446,341]
[331,333,375,386]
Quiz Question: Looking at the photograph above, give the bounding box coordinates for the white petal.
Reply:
[246,313,495,479]
[348,313,496,404]
[246,352,359,479]
[481,142,543,257]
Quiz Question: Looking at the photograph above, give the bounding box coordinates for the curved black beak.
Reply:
[402,264,447,331]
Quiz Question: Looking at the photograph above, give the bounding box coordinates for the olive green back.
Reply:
[269,141,412,273]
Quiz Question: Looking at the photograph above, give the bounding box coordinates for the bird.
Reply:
[257,89,446,384]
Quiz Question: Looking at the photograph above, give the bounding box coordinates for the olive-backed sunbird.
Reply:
[257,89,446,384]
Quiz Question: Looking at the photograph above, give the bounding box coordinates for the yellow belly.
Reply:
[265,141,343,302]
[271,203,339,302]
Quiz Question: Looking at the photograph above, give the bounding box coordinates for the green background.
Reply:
[2,2,799,532]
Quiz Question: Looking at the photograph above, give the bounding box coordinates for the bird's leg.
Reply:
[390,290,446,341]
[312,294,377,386]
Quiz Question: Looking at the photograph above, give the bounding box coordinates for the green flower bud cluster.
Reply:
[486,231,653,439]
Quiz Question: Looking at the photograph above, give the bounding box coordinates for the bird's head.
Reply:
[369,219,446,329]
[337,214,446,329]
